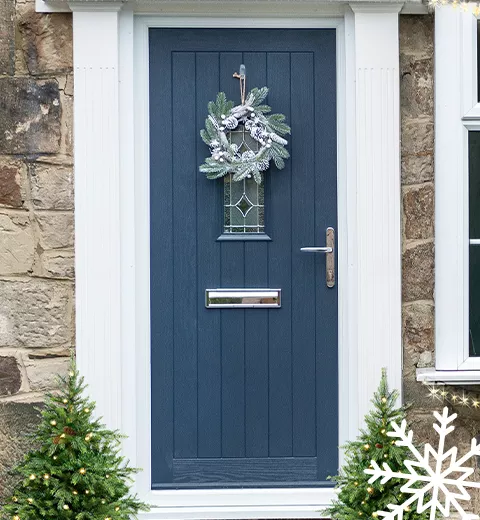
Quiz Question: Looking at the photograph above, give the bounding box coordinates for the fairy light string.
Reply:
[423,380,480,409]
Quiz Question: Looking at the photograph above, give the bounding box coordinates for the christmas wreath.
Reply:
[199,86,291,184]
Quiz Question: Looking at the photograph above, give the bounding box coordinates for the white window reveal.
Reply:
[419,7,480,383]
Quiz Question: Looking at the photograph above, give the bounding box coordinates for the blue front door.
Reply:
[149,28,338,489]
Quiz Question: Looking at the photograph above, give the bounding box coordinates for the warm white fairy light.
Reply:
[427,385,444,402]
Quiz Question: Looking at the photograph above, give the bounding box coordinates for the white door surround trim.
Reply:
[59,2,402,518]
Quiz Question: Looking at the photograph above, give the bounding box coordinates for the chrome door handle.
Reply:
[300,247,332,253]
[300,227,335,288]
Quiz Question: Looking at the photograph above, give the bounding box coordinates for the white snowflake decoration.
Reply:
[364,407,480,520]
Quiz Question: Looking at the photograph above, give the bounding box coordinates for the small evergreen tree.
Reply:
[324,369,429,520]
[2,362,149,520]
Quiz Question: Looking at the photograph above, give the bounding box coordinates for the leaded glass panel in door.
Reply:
[223,125,265,234]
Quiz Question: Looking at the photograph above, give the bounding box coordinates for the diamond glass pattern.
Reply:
[223,124,265,234]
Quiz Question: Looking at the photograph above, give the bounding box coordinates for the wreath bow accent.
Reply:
[199,85,291,184]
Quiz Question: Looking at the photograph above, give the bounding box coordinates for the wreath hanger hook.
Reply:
[233,64,246,105]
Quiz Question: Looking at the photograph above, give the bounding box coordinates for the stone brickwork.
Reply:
[400,15,480,512]
[0,0,73,496]
[400,14,435,400]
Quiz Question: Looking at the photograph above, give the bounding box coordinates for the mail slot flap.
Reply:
[205,289,281,308]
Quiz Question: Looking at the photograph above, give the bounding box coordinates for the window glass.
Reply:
[224,175,265,234]
[469,132,480,355]
[470,246,480,356]
[223,124,265,234]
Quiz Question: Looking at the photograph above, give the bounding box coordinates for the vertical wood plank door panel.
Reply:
[149,28,337,489]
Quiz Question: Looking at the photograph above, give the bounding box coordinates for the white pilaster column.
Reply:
[434,7,466,371]
[350,3,403,424]
[71,2,123,430]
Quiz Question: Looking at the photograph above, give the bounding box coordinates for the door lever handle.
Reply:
[300,246,332,253]
[300,227,335,288]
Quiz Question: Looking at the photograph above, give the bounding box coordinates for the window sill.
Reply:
[417,367,480,385]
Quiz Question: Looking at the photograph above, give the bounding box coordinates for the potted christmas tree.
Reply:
[1,362,149,519]
[324,369,429,520]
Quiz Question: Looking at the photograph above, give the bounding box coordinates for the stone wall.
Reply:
[400,15,435,410]
[0,0,73,495]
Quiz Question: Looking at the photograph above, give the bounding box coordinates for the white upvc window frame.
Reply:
[419,6,480,384]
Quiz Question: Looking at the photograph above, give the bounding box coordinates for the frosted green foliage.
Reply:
[323,369,430,520]
[199,87,291,184]
[1,361,149,520]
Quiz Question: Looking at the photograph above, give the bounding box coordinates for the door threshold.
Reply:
[139,487,335,519]
[139,505,330,519]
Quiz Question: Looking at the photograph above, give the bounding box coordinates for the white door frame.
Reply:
[50,2,403,518]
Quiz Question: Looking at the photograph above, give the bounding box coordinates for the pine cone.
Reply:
[241,151,256,162]
[250,126,264,141]
[223,116,238,130]
[375,443,383,449]
[63,427,76,436]
[53,436,61,445]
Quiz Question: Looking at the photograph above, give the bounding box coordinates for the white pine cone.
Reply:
[241,150,256,162]
[250,126,264,141]
[223,116,238,130]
